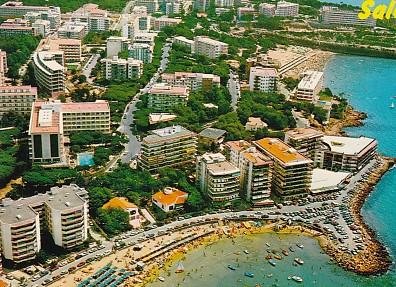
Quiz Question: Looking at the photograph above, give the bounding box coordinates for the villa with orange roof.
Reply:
[254,138,313,199]
[152,187,188,213]
[102,197,143,228]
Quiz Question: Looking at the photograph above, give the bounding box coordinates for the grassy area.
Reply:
[0,0,128,12]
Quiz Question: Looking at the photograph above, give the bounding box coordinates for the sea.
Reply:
[147,56,396,286]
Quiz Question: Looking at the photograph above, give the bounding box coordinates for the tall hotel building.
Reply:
[161,72,220,91]
[249,67,277,92]
[0,85,37,118]
[254,138,312,199]
[147,84,189,111]
[196,153,240,202]
[0,184,88,263]
[138,125,197,173]
[284,128,324,163]
[29,100,110,163]
[194,36,228,59]
[295,70,323,102]
[32,50,65,96]
[321,6,376,27]
[71,4,111,31]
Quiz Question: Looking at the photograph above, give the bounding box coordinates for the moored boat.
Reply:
[244,250,249,254]
[268,259,276,266]
[158,277,165,282]
[228,265,236,270]
[282,249,289,256]
[296,243,304,249]
[289,246,295,252]
[294,258,304,265]
[291,276,303,283]
[265,254,272,260]
[266,242,271,247]
[175,262,184,273]
[244,272,254,278]
[274,254,282,260]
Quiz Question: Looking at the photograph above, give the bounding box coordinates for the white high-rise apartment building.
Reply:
[275,1,299,17]
[295,70,323,102]
[101,56,143,80]
[321,6,376,27]
[161,72,220,91]
[0,85,37,118]
[194,36,228,59]
[249,67,277,92]
[0,184,88,262]
[71,4,111,31]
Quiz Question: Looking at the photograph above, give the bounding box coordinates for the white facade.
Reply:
[106,36,129,58]
[249,67,277,92]
[101,56,143,80]
[194,36,228,59]
[295,70,323,102]
[0,50,7,85]
[0,85,37,118]
[32,19,50,37]
[321,6,376,27]
[275,1,299,17]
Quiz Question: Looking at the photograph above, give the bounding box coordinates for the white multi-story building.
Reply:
[249,67,277,92]
[0,2,60,19]
[275,1,299,17]
[295,70,323,102]
[71,4,111,31]
[161,72,220,91]
[321,6,376,27]
[106,36,130,58]
[136,0,159,13]
[152,16,182,31]
[0,50,7,85]
[194,36,228,59]
[32,50,65,96]
[138,125,197,173]
[147,83,189,111]
[29,100,110,163]
[173,36,195,52]
[101,56,143,80]
[215,0,234,7]
[194,0,209,12]
[196,152,240,202]
[31,19,50,37]
[259,3,276,16]
[128,43,153,63]
[58,22,87,39]
[133,32,157,45]
[39,38,82,63]
[237,7,256,20]
[165,1,182,15]
[0,85,37,118]
[0,184,88,262]
[24,8,61,30]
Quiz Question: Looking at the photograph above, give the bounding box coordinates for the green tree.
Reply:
[88,187,113,216]
[97,207,130,236]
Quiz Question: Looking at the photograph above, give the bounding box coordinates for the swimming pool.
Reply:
[77,152,94,166]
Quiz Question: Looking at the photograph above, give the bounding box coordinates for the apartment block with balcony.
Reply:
[24,8,61,30]
[71,4,111,31]
[320,6,376,27]
[136,0,159,13]
[275,1,299,17]
[128,43,153,63]
[194,36,228,59]
[152,16,182,31]
[138,125,197,173]
[39,38,82,63]
[0,1,59,18]
[161,72,220,91]
[0,49,7,85]
[147,83,189,111]
[249,67,277,92]
[284,128,324,163]
[319,135,377,172]
[0,184,88,262]
[294,70,323,102]
[58,22,87,39]
[101,56,143,81]
[254,138,313,199]
[32,50,65,96]
[196,153,240,202]
[239,147,273,203]
[0,85,37,118]
[173,36,195,53]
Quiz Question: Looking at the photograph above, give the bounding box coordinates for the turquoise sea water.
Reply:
[148,55,396,286]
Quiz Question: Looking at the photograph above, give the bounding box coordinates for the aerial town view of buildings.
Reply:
[0,0,395,286]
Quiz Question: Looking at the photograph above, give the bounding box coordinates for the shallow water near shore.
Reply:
[148,55,396,286]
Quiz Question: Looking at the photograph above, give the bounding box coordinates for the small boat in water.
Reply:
[244,272,254,278]
[267,273,273,278]
[244,250,249,254]
[228,265,236,270]
[158,277,165,282]
[266,242,271,247]
[282,249,289,256]
[289,246,295,252]
[265,254,272,260]
[296,243,304,249]
[291,276,303,283]
[175,262,184,273]
[390,102,395,108]
[294,258,304,265]
[268,259,276,266]
[274,254,282,260]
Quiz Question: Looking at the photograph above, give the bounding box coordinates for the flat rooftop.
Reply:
[322,135,377,156]
[0,85,37,95]
[285,128,324,141]
[254,138,312,166]
[225,140,251,152]
[297,70,323,90]
[199,127,226,140]
[148,84,189,96]
[311,168,350,194]
[242,148,272,166]
[207,160,239,176]
[195,36,228,47]
[29,101,61,134]
[61,100,109,113]
[143,125,196,144]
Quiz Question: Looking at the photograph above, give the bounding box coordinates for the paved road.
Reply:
[82,54,100,83]
[118,41,172,163]
[113,0,136,31]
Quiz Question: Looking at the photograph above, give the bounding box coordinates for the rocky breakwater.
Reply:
[325,106,367,136]
[321,157,394,275]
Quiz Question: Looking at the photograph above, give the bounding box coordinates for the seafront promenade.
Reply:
[39,154,393,287]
